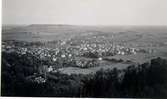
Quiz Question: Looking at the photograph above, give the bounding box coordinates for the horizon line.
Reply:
[2,23,167,27]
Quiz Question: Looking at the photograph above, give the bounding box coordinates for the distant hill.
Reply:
[2,24,167,34]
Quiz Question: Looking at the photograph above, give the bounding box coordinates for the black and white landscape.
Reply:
[1,25,167,97]
[2,0,167,98]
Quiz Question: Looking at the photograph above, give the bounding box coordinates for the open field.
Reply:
[57,63,131,75]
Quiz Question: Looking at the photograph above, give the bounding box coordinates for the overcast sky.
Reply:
[2,0,167,25]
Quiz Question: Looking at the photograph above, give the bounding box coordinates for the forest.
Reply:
[1,51,167,98]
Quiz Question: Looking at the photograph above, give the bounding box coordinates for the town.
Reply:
[2,33,155,84]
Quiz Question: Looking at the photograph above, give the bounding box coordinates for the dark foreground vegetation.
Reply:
[1,52,167,98]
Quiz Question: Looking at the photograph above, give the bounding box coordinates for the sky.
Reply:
[2,0,167,25]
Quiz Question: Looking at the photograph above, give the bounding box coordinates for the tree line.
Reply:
[1,52,167,98]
